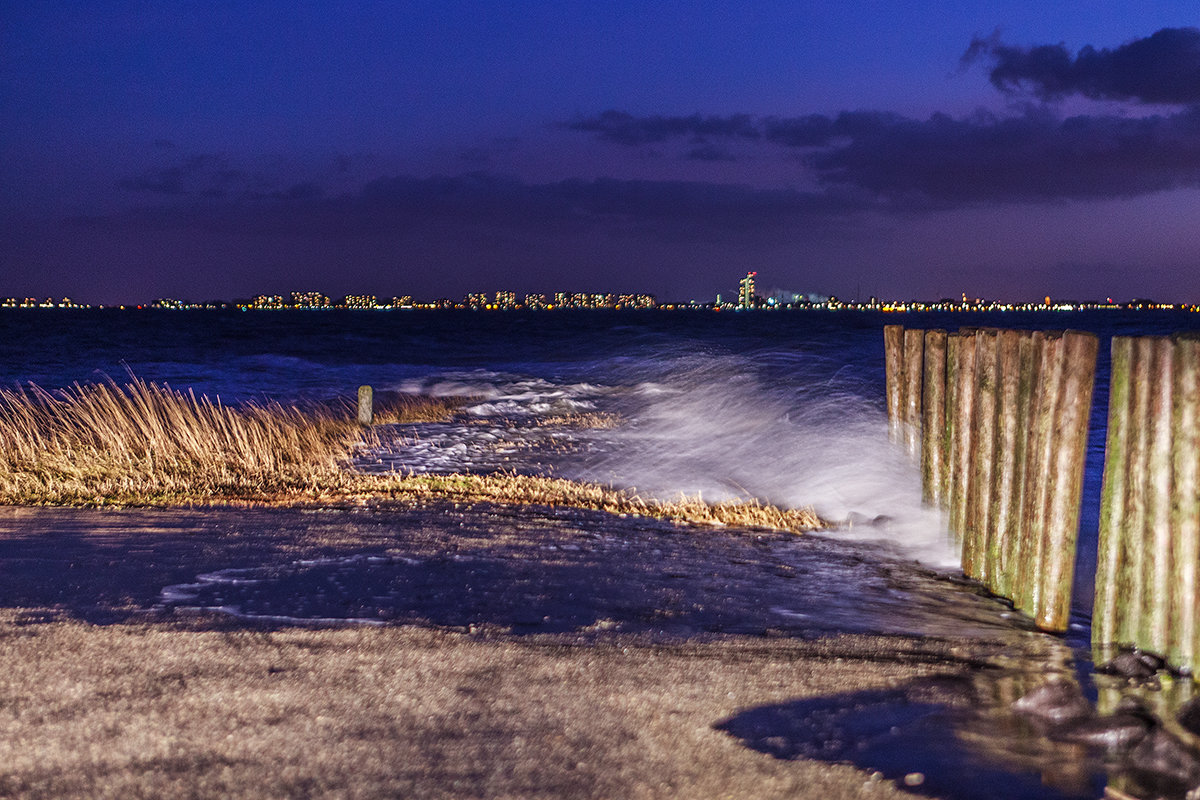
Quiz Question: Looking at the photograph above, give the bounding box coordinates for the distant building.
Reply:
[738,272,757,309]
[343,294,377,309]
[291,291,331,309]
[250,294,284,309]
[494,291,517,309]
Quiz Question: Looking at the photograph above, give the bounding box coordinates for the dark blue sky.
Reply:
[3,2,1199,304]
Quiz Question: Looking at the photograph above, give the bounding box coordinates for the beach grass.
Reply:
[0,378,822,533]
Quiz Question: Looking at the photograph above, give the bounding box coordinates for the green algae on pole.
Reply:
[1034,330,1098,632]
[921,329,948,507]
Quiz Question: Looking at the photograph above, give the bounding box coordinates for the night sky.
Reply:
[4,2,1200,305]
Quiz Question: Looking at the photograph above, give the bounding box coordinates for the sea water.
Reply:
[4,307,1199,620]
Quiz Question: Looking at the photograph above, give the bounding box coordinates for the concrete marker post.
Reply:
[358,385,374,426]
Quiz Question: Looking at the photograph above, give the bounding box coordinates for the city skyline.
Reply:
[4,5,1200,305]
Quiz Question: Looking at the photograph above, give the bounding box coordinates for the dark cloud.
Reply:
[686,144,737,161]
[565,110,760,145]
[812,106,1200,203]
[570,106,1200,205]
[80,172,870,245]
[964,27,1200,104]
[118,154,245,198]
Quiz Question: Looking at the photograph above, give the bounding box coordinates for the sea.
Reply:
[3,307,1199,799]
[4,308,1199,606]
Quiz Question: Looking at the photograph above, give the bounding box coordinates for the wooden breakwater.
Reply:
[885,326,1098,633]
[1094,334,1200,673]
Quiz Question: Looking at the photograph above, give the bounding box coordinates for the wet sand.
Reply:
[0,504,1104,799]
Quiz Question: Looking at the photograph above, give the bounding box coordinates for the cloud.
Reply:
[963,27,1200,104]
[79,171,872,246]
[570,105,1200,205]
[565,110,761,145]
[810,106,1200,203]
[118,154,246,198]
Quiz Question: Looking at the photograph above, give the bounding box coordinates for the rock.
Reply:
[1098,650,1164,681]
[1053,711,1153,751]
[1012,679,1094,728]
[1128,728,1200,796]
[1180,697,1200,737]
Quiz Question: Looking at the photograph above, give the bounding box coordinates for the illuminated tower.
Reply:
[738,272,757,309]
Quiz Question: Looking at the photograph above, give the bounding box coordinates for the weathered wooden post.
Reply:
[884,325,904,443]
[944,333,961,512]
[357,384,374,426]
[1171,334,1200,672]
[949,332,977,542]
[1016,331,1058,618]
[966,329,999,582]
[1094,336,1133,651]
[1034,330,1097,632]
[902,328,924,459]
[1121,337,1154,645]
[988,329,1024,598]
[921,329,948,506]
[1143,337,1175,655]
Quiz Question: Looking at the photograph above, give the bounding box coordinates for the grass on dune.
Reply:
[0,378,822,533]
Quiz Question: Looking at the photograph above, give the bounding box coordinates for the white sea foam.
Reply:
[369,352,958,567]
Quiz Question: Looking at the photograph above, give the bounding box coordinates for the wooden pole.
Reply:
[902,328,924,460]
[1014,331,1053,617]
[1118,337,1154,646]
[1143,337,1174,654]
[884,326,904,443]
[949,332,977,543]
[1034,330,1097,632]
[922,330,948,506]
[357,385,374,426]
[1094,336,1133,651]
[1170,334,1199,672]
[944,334,961,513]
[965,329,999,582]
[989,329,1023,598]
[1004,332,1037,605]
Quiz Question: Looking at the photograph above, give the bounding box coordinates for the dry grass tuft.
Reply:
[0,377,362,504]
[0,379,823,533]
